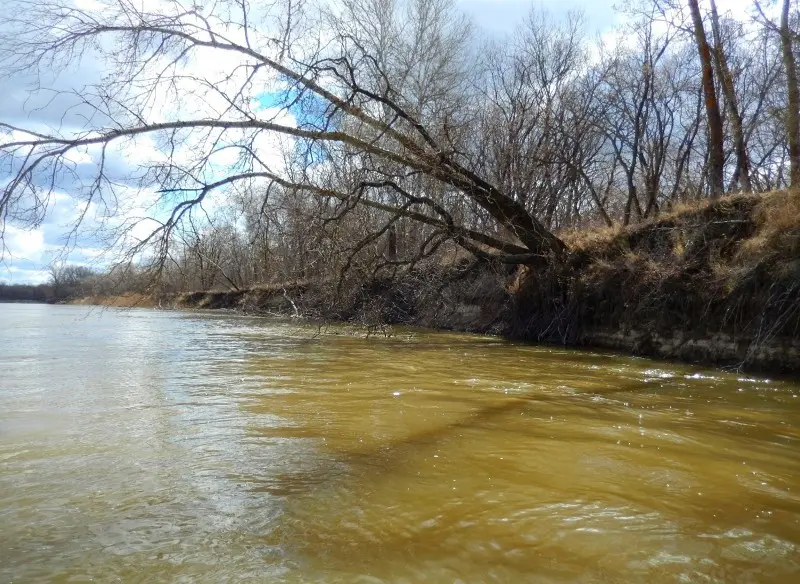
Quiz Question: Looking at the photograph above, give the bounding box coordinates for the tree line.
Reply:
[0,0,798,294]
[0,263,96,302]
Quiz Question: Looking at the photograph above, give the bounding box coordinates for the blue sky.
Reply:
[0,0,620,284]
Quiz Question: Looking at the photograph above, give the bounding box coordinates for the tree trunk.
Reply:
[688,0,725,198]
[781,0,800,188]
[386,224,397,261]
[709,0,752,192]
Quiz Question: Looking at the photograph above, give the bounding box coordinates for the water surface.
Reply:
[1,304,799,582]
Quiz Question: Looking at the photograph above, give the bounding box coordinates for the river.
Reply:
[1,303,799,583]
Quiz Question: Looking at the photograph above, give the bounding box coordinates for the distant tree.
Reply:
[0,282,53,302]
[48,262,95,299]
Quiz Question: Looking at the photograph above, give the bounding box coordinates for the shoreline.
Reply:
[65,190,800,375]
[67,288,800,376]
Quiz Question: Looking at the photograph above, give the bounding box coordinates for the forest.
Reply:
[0,0,795,285]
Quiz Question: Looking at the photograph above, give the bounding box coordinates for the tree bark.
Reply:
[688,0,725,198]
[386,224,397,261]
[781,0,800,188]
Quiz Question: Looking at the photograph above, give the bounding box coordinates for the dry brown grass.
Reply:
[68,292,161,308]
[737,189,800,262]
[521,189,798,354]
[561,224,623,253]
[562,191,764,256]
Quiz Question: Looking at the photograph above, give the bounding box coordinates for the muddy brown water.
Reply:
[1,303,799,583]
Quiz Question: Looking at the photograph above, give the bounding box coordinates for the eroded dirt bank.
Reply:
[77,191,800,373]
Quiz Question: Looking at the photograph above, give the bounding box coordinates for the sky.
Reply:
[0,0,748,284]
[460,0,619,34]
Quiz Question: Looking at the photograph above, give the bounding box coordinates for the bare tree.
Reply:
[0,0,565,275]
[755,0,800,189]
[48,261,95,298]
[709,0,751,192]
[2,0,798,295]
[687,0,725,197]
[779,0,800,187]
[597,13,678,224]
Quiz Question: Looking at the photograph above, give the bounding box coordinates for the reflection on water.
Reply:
[1,303,799,583]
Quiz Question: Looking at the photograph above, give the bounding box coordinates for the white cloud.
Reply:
[0,265,51,285]
[0,226,52,283]
[3,225,46,262]
[73,0,105,12]
[63,147,94,166]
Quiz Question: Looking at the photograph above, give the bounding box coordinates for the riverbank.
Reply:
[68,292,163,308]
[72,190,800,373]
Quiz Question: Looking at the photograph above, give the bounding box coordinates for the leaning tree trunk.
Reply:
[688,0,726,198]
[781,0,800,188]
[709,0,752,192]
